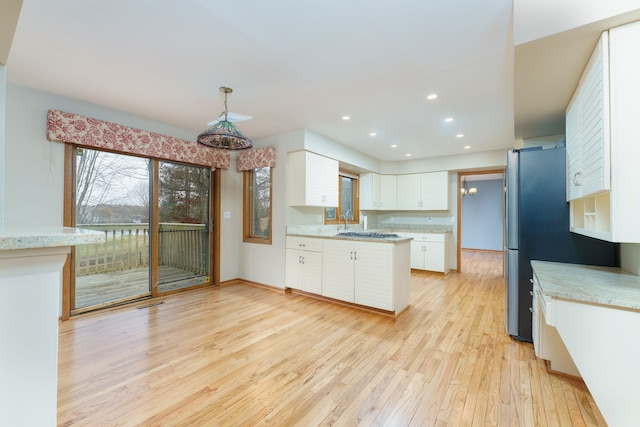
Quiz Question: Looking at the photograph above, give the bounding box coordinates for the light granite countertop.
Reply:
[287,231,412,244]
[0,225,105,251]
[531,260,640,311]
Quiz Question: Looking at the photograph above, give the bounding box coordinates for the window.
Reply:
[243,166,272,244]
[325,173,359,224]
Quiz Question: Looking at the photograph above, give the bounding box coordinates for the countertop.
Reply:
[287,231,412,243]
[531,260,640,311]
[0,225,105,251]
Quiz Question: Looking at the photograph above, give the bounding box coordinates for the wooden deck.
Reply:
[75,266,207,309]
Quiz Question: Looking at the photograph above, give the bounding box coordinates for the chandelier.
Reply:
[197,87,253,150]
[461,177,477,197]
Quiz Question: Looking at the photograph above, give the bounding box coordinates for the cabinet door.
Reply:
[424,242,445,272]
[565,91,582,201]
[579,32,610,198]
[301,251,322,294]
[288,151,339,207]
[380,175,397,210]
[354,242,394,310]
[409,241,425,269]
[322,240,355,302]
[420,171,449,210]
[397,174,421,210]
[320,155,339,207]
[359,173,381,210]
[285,249,303,290]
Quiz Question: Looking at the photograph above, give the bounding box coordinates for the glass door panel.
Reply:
[157,161,210,293]
[74,148,151,310]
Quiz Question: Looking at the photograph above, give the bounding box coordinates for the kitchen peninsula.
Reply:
[0,225,104,426]
[286,230,412,315]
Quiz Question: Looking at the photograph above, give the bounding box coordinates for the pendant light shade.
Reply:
[197,87,253,150]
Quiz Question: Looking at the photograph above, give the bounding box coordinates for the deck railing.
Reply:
[75,223,208,276]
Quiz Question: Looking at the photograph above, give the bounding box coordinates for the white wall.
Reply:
[0,65,6,223]
[380,149,506,175]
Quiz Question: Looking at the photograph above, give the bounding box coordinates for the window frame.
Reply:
[325,172,360,225]
[243,167,273,244]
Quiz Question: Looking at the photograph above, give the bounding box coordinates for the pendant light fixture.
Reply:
[461,176,477,197]
[197,87,253,150]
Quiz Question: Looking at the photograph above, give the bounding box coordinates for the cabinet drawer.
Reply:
[286,236,323,252]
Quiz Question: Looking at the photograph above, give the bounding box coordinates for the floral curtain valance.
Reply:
[46,109,231,169]
[236,146,276,172]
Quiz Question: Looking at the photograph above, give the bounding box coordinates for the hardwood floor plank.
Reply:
[57,250,606,426]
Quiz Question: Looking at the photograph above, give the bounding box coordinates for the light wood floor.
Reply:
[57,250,605,426]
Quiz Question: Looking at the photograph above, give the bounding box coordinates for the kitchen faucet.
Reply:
[344,209,353,230]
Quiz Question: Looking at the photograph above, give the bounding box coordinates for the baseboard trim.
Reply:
[220,278,286,294]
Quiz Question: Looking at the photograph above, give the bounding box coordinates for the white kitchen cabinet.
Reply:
[359,173,397,210]
[285,236,323,294]
[408,232,449,273]
[531,273,579,376]
[565,31,610,201]
[567,22,640,242]
[321,239,410,312]
[288,151,339,207]
[396,171,449,210]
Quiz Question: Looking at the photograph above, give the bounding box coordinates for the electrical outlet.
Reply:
[223,211,231,219]
[451,216,456,223]
[316,215,323,223]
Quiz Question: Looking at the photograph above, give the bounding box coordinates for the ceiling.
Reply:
[4,1,640,162]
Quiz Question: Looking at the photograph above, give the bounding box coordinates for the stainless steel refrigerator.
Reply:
[504,145,618,342]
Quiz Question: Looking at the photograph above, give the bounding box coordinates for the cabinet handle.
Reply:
[299,256,303,264]
[350,251,353,260]
[354,251,357,260]
[301,256,305,265]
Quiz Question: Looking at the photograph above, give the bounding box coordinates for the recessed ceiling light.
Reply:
[370,132,377,136]
[390,144,398,148]
[427,94,438,100]
[464,145,471,149]
[445,117,454,122]
[405,153,412,157]
[342,116,350,120]
[456,134,464,138]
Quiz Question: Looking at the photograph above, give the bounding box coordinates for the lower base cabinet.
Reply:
[287,236,411,314]
[322,239,410,312]
[406,233,449,273]
[285,236,323,293]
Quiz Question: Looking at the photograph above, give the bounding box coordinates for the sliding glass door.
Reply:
[71,149,211,313]
[73,149,151,311]
[157,161,210,293]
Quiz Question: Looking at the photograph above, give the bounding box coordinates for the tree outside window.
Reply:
[325,174,359,224]
[243,166,272,244]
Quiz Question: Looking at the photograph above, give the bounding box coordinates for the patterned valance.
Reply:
[236,146,276,171]
[46,109,230,169]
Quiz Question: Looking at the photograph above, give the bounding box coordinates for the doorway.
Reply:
[457,170,505,273]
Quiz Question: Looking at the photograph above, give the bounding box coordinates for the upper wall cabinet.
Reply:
[396,171,449,211]
[359,173,397,210]
[288,151,339,207]
[566,32,610,201]
[567,21,640,242]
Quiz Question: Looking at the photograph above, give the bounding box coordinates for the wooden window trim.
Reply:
[325,173,360,224]
[243,168,273,244]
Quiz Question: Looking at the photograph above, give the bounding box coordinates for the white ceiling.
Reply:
[4,1,640,162]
